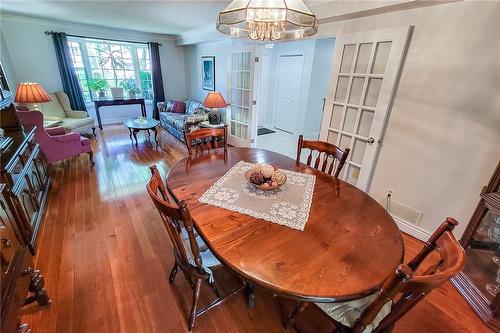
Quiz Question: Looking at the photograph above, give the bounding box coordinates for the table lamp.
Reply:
[203,91,227,125]
[14,82,52,110]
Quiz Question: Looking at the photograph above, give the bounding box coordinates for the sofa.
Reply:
[27,91,96,135]
[158,98,209,142]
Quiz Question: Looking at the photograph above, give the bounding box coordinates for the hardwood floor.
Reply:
[21,125,492,333]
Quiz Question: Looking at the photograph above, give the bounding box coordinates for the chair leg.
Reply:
[246,283,255,309]
[283,301,308,329]
[169,263,179,284]
[92,127,96,137]
[207,279,220,298]
[88,151,95,166]
[188,279,202,331]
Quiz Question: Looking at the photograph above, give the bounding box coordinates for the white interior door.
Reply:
[228,46,256,147]
[274,55,304,133]
[319,26,411,191]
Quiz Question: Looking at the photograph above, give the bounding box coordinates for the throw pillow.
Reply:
[171,101,186,113]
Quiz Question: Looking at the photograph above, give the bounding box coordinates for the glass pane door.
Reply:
[319,27,411,191]
[228,51,253,147]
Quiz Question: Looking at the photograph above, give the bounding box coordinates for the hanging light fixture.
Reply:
[217,0,318,41]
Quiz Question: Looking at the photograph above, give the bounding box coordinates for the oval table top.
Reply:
[167,147,404,302]
[123,117,159,130]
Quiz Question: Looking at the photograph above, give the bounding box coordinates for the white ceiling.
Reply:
[0,1,330,36]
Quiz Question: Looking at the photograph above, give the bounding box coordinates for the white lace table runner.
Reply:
[199,161,316,231]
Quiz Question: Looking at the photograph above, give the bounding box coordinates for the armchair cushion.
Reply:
[46,126,66,136]
[315,294,392,333]
[61,117,96,131]
[53,132,81,143]
[65,110,88,118]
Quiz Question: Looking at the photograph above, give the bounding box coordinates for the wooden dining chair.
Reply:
[285,218,465,333]
[296,135,350,177]
[146,165,246,330]
[183,124,228,156]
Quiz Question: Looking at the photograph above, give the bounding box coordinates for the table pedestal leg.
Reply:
[133,129,139,146]
[152,127,159,145]
[283,302,308,329]
[128,128,133,142]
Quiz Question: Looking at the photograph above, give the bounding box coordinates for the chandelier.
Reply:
[217,0,318,41]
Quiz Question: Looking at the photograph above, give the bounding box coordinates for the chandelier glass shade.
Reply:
[217,0,318,41]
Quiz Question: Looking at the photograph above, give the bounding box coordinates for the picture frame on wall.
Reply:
[202,56,215,91]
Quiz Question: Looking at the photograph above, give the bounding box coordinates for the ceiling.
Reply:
[0,1,329,36]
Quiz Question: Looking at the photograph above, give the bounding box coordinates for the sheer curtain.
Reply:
[51,32,87,111]
[148,42,165,120]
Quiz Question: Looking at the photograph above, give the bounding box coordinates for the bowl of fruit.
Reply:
[245,163,287,191]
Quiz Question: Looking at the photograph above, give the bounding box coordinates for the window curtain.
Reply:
[51,32,87,112]
[148,42,165,120]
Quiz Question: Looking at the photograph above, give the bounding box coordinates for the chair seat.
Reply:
[315,294,392,333]
[180,228,221,270]
[61,117,95,131]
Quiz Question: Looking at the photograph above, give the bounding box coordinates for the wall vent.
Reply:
[383,197,423,226]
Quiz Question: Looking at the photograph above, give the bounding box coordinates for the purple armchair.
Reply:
[16,107,95,165]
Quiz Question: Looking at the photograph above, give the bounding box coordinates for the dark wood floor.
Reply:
[22,125,492,333]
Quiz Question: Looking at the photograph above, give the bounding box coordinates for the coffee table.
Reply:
[123,117,160,145]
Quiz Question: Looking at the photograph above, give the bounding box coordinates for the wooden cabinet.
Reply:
[1,128,50,253]
[452,161,500,331]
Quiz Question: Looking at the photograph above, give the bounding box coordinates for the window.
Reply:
[68,37,153,102]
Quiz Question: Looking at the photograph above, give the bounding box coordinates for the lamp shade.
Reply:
[204,92,227,108]
[14,82,52,104]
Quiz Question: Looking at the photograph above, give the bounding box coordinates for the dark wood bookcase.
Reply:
[452,161,500,331]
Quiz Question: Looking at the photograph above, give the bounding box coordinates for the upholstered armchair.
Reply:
[16,108,95,165]
[24,91,96,135]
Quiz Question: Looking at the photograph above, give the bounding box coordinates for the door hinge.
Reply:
[252,100,257,105]
[254,57,259,62]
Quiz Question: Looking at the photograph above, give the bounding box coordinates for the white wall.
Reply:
[0,32,18,88]
[305,38,335,138]
[184,39,232,103]
[0,14,186,123]
[315,0,500,238]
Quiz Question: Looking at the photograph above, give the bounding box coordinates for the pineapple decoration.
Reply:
[247,163,287,189]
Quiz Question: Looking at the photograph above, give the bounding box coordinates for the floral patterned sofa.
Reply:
[157,98,209,142]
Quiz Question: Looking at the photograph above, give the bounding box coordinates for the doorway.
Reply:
[255,38,336,159]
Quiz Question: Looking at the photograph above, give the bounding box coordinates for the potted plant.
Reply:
[121,79,141,99]
[86,79,109,99]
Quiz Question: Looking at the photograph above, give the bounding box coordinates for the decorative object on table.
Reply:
[123,117,160,146]
[451,160,500,331]
[202,56,215,91]
[217,0,318,41]
[86,78,109,99]
[110,87,124,100]
[199,161,315,231]
[245,163,287,191]
[134,116,148,125]
[203,91,226,125]
[121,79,141,99]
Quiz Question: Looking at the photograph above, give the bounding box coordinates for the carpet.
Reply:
[257,128,276,136]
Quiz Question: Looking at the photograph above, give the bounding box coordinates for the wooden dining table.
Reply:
[167,147,404,303]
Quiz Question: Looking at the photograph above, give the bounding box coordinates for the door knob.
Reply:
[367,137,375,144]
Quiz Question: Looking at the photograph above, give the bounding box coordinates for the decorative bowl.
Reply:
[245,169,287,191]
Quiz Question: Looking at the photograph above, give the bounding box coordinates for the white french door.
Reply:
[227,46,257,147]
[319,26,411,191]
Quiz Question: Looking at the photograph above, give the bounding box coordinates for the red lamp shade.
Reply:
[203,92,227,108]
[14,82,52,104]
